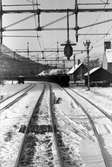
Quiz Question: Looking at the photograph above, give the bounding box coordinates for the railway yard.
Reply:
[1,0,112,167]
[0,81,112,167]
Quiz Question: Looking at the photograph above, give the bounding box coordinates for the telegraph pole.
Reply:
[27,42,29,58]
[73,54,76,68]
[0,0,2,58]
[83,40,91,90]
[75,0,79,42]
[56,41,59,68]
[0,0,2,45]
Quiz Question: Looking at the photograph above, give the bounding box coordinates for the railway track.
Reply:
[0,84,35,113]
[63,87,112,167]
[69,88,112,121]
[0,84,32,103]
[15,84,65,167]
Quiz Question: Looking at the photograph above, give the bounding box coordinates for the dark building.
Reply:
[67,63,87,82]
[104,41,111,51]
[84,67,112,86]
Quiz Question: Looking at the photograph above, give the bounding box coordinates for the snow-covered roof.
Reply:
[38,71,47,76]
[84,67,100,76]
[49,69,63,75]
[106,49,112,63]
[37,69,66,76]
[67,63,82,74]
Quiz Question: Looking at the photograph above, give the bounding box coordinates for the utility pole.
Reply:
[75,0,79,42]
[0,0,2,45]
[56,41,59,68]
[73,54,76,68]
[63,60,65,71]
[83,40,91,90]
[27,42,29,59]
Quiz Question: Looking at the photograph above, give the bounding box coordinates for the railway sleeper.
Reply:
[27,124,56,134]
[19,133,37,166]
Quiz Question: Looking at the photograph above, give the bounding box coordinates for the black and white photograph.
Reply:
[0,0,112,166]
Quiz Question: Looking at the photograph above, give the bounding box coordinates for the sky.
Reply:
[2,0,112,64]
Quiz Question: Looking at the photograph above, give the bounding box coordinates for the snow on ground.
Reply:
[0,83,44,167]
[70,86,112,166]
[1,82,112,167]
[52,84,99,167]
[52,84,112,167]
[73,87,112,116]
[0,83,30,101]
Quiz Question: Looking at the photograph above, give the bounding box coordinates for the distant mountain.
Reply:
[0,44,49,79]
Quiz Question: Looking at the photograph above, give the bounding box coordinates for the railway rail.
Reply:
[14,84,65,167]
[0,84,32,104]
[63,87,112,167]
[69,88,112,122]
[0,84,35,113]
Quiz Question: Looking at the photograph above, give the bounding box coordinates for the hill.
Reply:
[0,44,48,79]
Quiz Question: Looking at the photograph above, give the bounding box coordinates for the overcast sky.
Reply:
[2,0,112,61]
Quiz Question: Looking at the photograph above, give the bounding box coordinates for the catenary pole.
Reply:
[83,40,91,90]
[0,0,2,44]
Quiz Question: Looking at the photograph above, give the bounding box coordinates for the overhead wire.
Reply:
[3,35,38,38]
[3,4,37,7]
[94,1,109,45]
[80,17,112,30]
[90,0,110,48]
[42,13,74,28]
[82,0,109,44]
[4,0,111,59]
[101,0,112,38]
[31,0,43,51]
[4,14,36,29]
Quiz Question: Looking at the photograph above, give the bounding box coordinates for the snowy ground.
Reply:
[52,85,105,167]
[0,83,30,101]
[0,82,44,167]
[1,82,112,167]
[70,86,112,167]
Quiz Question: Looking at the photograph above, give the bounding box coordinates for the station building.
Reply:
[67,63,87,83]
[84,67,112,87]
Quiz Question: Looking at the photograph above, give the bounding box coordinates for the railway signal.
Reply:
[62,9,76,60]
[64,43,73,60]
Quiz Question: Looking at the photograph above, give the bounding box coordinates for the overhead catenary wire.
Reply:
[32,0,42,51]
[82,0,109,44]
[78,2,110,6]
[93,0,109,44]
[77,0,110,50]
[101,1,112,37]
[3,4,38,7]
[3,35,39,38]
[92,0,110,47]
[86,1,110,52]
[5,17,112,31]
[2,0,112,60]
[80,17,112,30]
[42,13,74,28]
[3,14,36,29]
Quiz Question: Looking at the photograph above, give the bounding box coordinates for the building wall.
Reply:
[108,63,112,73]
[103,53,107,70]
[70,65,87,82]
